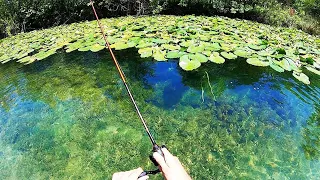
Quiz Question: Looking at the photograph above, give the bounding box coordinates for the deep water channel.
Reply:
[0,49,319,179]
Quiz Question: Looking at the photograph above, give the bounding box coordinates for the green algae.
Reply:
[0,50,319,179]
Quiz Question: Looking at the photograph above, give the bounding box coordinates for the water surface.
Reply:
[0,49,319,179]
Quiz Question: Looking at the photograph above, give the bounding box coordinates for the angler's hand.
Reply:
[153,147,192,180]
[112,167,149,180]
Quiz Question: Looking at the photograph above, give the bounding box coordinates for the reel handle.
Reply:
[138,144,166,179]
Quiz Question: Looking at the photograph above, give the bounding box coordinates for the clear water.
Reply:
[0,49,319,179]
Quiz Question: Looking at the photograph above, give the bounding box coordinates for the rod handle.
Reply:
[151,144,165,166]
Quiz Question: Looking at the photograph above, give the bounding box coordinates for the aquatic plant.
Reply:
[0,15,319,84]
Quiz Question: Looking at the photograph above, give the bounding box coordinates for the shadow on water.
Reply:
[0,48,319,179]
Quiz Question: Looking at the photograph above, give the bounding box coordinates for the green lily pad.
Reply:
[249,44,267,51]
[152,38,167,44]
[208,54,225,64]
[246,58,269,67]
[270,60,285,72]
[90,44,105,52]
[278,59,292,71]
[286,58,301,72]
[166,51,185,59]
[110,42,130,50]
[305,66,320,75]
[153,50,167,61]
[34,50,55,60]
[292,71,310,84]
[180,40,193,47]
[258,50,273,57]
[189,53,208,63]
[220,43,235,52]
[138,47,153,58]
[187,45,205,53]
[16,52,29,59]
[161,44,180,51]
[136,42,154,48]
[78,46,92,52]
[205,43,221,51]
[179,55,201,71]
[202,51,211,56]
[17,56,36,64]
[234,50,250,58]
[221,52,237,60]
[0,54,11,63]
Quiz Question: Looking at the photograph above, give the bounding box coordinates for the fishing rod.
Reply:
[89,0,164,178]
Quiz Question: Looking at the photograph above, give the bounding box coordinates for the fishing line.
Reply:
[89,0,164,178]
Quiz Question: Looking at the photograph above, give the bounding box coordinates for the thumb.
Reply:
[153,152,169,170]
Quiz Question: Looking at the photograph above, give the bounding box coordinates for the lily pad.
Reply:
[166,51,185,59]
[209,53,225,64]
[221,52,237,60]
[187,45,205,53]
[34,50,55,60]
[292,71,310,84]
[205,43,221,51]
[269,61,285,72]
[246,58,269,67]
[234,50,250,58]
[110,42,130,50]
[189,53,208,63]
[153,50,167,61]
[78,46,92,52]
[179,55,201,71]
[17,56,36,64]
[90,44,105,52]
[136,42,154,48]
[161,44,180,51]
[278,59,292,71]
[152,38,167,44]
[138,47,153,58]
[305,66,320,75]
[249,44,267,51]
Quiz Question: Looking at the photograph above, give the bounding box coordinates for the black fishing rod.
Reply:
[89,0,164,178]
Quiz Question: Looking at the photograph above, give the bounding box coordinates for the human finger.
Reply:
[160,147,179,166]
[112,172,122,180]
[128,167,144,179]
[153,152,169,170]
[161,147,174,159]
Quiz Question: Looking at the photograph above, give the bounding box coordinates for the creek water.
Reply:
[0,49,319,179]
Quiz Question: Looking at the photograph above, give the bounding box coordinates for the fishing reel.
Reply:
[138,144,165,178]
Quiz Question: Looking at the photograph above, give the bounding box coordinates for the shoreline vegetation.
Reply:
[0,0,319,38]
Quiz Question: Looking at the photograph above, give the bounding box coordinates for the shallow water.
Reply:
[0,49,319,179]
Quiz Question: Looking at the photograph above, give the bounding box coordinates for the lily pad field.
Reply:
[0,15,320,179]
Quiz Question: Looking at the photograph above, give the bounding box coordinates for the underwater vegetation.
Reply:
[0,15,319,84]
[0,49,319,179]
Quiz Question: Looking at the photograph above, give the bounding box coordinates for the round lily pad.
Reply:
[90,44,105,52]
[179,55,201,71]
[189,53,208,63]
[209,54,225,64]
[221,52,237,60]
[234,50,250,58]
[292,71,310,84]
[138,47,153,58]
[246,58,269,67]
